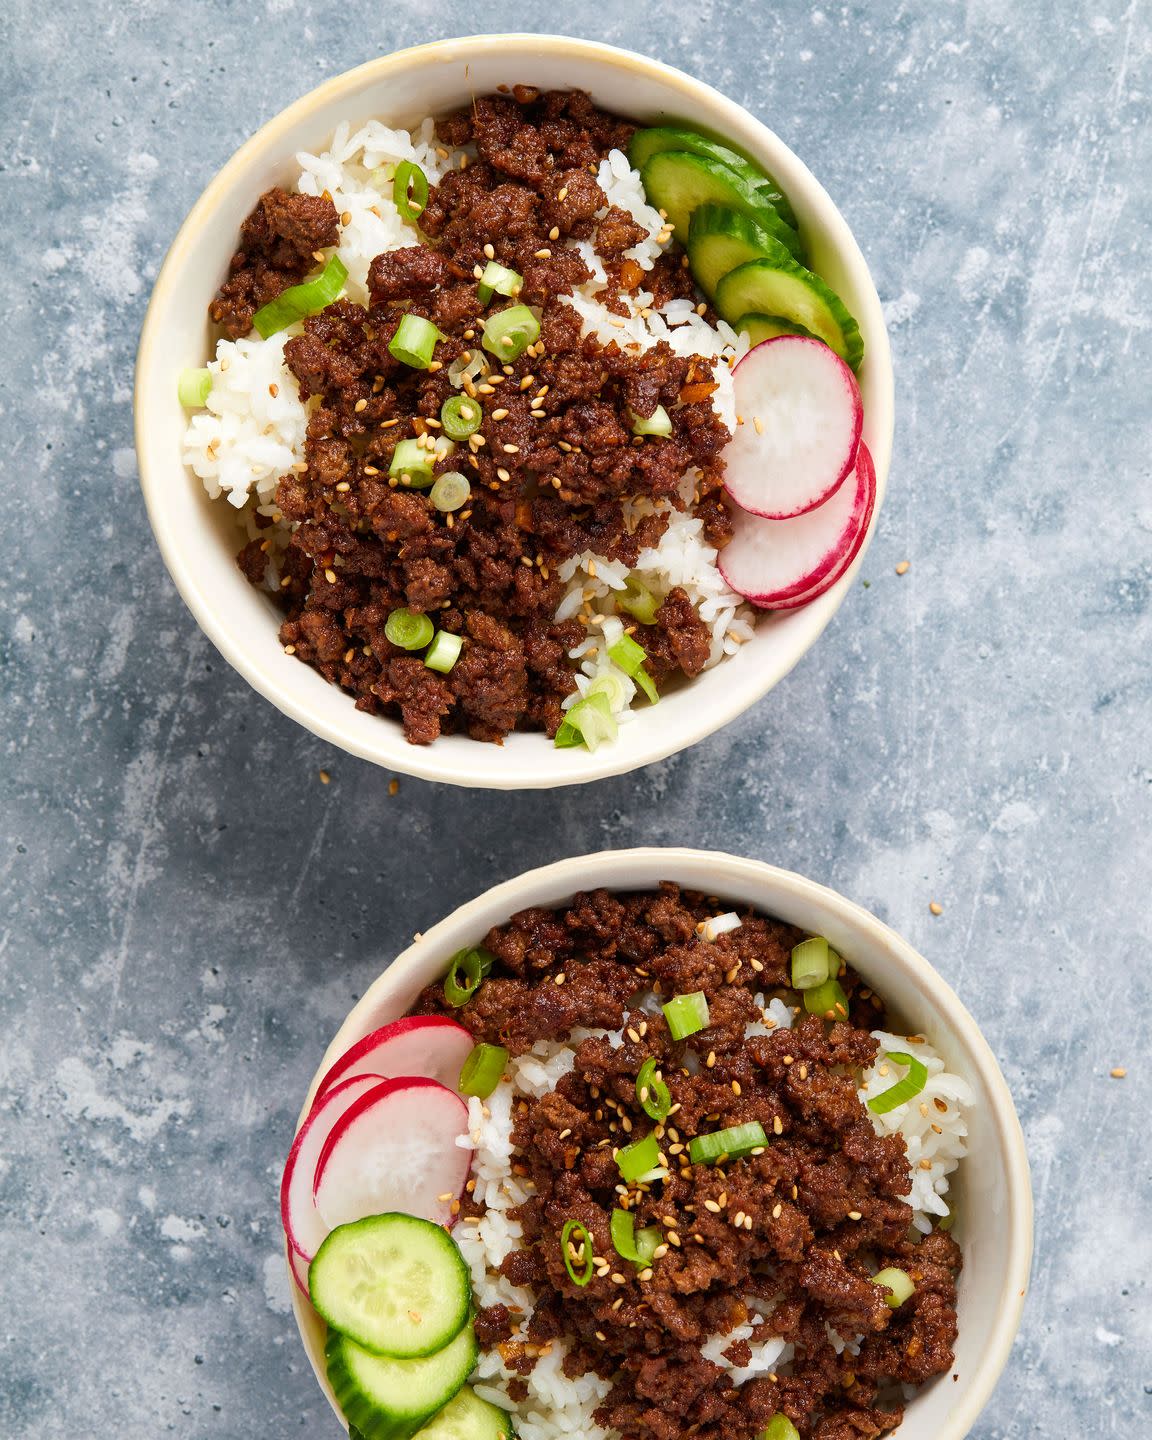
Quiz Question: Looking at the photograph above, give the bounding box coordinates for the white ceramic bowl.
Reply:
[136,36,894,788]
[288,848,1031,1440]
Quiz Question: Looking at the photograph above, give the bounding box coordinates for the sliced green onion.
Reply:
[871,1266,916,1308]
[636,1058,672,1121]
[440,394,482,440]
[687,1121,768,1167]
[803,977,849,1020]
[177,367,212,408]
[615,1133,663,1185]
[554,690,618,752]
[607,636,659,704]
[476,261,523,306]
[616,575,660,626]
[393,161,429,222]
[790,936,830,991]
[761,1415,800,1440]
[368,163,396,191]
[430,471,471,513]
[630,404,673,438]
[610,1209,662,1267]
[388,438,436,489]
[252,254,348,339]
[937,1205,956,1232]
[385,607,435,651]
[443,946,495,1008]
[459,1042,508,1099]
[482,304,540,361]
[389,313,442,370]
[867,1051,929,1114]
[662,991,710,1041]
[587,671,631,711]
[425,630,464,674]
[560,1219,593,1287]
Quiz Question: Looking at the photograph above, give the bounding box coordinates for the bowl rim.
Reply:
[135,34,894,788]
[288,846,1033,1439]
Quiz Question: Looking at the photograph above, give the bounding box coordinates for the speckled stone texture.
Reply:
[2,2,1149,1435]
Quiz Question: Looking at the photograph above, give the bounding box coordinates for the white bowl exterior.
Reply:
[136,36,894,788]
[290,849,1031,1440]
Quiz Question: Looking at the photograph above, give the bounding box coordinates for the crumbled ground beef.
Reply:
[211,90,736,745]
[414,886,962,1440]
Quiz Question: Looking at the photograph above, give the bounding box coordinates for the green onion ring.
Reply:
[560,1219,594,1287]
[393,161,429,222]
[459,1042,508,1099]
[867,1051,929,1114]
[636,1058,672,1121]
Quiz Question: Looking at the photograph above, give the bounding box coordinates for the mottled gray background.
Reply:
[2,0,1149,1435]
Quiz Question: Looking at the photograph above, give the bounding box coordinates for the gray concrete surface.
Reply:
[2,1,1149,1435]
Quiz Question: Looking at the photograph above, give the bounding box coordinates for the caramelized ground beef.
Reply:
[414,885,961,1440]
[211,90,734,745]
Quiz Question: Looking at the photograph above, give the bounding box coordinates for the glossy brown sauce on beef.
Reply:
[415,885,962,1440]
[212,90,736,744]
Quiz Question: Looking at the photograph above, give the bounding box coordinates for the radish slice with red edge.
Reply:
[724,335,862,519]
[312,1015,475,1106]
[760,444,877,609]
[313,1077,472,1235]
[719,442,875,607]
[280,1073,385,1262]
[288,1244,311,1299]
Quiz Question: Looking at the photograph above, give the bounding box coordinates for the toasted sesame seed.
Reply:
[731,1080,741,1095]
[503,443,520,453]
[491,407,509,420]
[335,480,351,492]
[783,1055,794,1066]
[705,1051,716,1068]
[703,1199,721,1214]
[627,1027,640,1044]
[497,467,511,481]
[558,186,569,201]
[611,1271,626,1284]
[483,243,495,259]
[554,972,566,985]
[919,1158,933,1170]
[354,397,368,413]
[1111,1067,1127,1078]
[638,1267,654,1281]
[534,247,552,259]
[531,409,546,419]
[896,560,911,575]
[283,644,296,655]
[324,568,337,584]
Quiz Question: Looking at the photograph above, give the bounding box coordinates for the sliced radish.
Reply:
[719,442,875,607]
[762,444,877,609]
[313,1015,475,1105]
[281,1073,385,1262]
[724,335,862,519]
[314,1077,472,1235]
[288,1244,311,1299]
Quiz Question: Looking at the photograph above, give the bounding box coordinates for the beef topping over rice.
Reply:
[414,885,962,1440]
[211,90,733,745]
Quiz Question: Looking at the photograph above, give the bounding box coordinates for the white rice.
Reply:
[455,1005,971,1438]
[181,125,757,735]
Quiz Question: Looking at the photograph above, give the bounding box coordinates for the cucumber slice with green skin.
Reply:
[326,1322,477,1440]
[310,1214,471,1358]
[628,125,798,229]
[639,152,803,263]
[413,1387,516,1440]
[686,204,798,297]
[715,259,864,372]
[736,313,818,345]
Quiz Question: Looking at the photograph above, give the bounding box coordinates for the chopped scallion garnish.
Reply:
[802,977,849,1020]
[790,936,830,990]
[385,608,435,651]
[607,636,659,704]
[389,313,442,370]
[687,1121,768,1166]
[610,1208,662,1267]
[560,1219,593,1287]
[616,575,660,626]
[615,1132,664,1185]
[429,471,471,513]
[867,1051,929,1114]
[476,260,523,306]
[871,1266,915,1308]
[392,161,429,222]
[388,438,436,489]
[635,1058,672,1122]
[177,368,212,408]
[442,946,495,1007]
[662,991,710,1041]
[554,691,618,751]
[630,404,673,437]
[481,303,540,361]
[252,254,348,339]
[459,1042,508,1099]
[440,394,481,440]
[424,630,464,674]
[761,1414,801,1440]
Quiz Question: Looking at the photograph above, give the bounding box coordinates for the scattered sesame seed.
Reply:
[705,1051,716,1068]
[773,1117,783,1135]
[534,248,552,259]
[627,1027,640,1043]
[335,481,351,492]
[1111,1067,1128,1078]
[930,901,943,916]
[783,1055,794,1066]
[388,779,399,796]
[554,972,566,985]
[919,1158,933,1170]
[503,443,520,453]
[324,568,337,584]
[703,1199,722,1214]
[896,560,911,575]
[354,397,368,413]
[558,186,569,201]
[283,644,296,655]
[483,243,495,259]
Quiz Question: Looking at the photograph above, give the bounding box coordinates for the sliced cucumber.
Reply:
[326,1323,477,1440]
[735,313,818,345]
[639,152,803,263]
[628,125,798,229]
[414,1387,516,1440]
[686,204,797,298]
[715,259,864,372]
[311,1213,471,1358]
